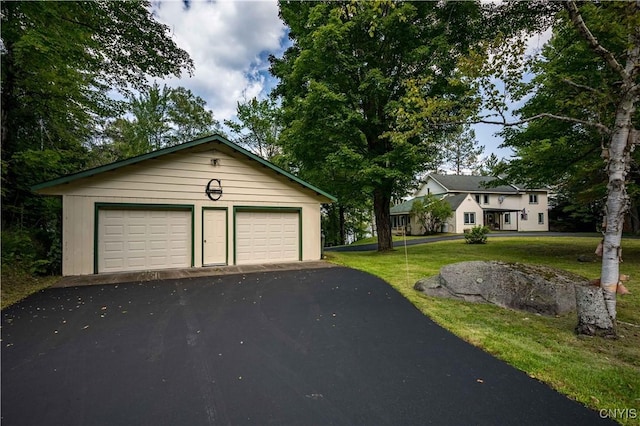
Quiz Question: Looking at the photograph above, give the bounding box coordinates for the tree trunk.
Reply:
[339,204,346,246]
[575,283,616,338]
[598,94,635,332]
[373,188,393,251]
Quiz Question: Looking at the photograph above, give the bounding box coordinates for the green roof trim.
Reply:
[31,133,337,202]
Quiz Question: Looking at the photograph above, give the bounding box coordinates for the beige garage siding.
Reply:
[96,207,193,273]
[235,209,301,265]
[39,137,333,275]
[57,147,318,203]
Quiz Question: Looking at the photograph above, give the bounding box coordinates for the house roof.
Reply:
[390,197,424,215]
[428,173,520,193]
[31,133,337,202]
[444,193,468,210]
[390,193,469,215]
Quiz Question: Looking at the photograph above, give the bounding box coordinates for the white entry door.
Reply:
[203,209,227,265]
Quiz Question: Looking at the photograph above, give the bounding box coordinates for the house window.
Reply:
[538,213,544,224]
[504,213,511,224]
[475,194,480,203]
[483,195,489,204]
[464,212,476,225]
[529,194,538,204]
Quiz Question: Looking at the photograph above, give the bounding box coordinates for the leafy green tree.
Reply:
[322,202,372,246]
[223,94,368,245]
[391,1,637,333]
[410,199,430,235]
[1,1,193,272]
[225,97,282,162]
[271,0,484,251]
[475,1,640,333]
[106,83,220,159]
[410,194,453,235]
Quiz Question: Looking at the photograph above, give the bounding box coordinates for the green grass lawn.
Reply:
[327,236,640,424]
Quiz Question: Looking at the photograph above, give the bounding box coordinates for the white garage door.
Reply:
[98,209,191,273]
[235,211,300,265]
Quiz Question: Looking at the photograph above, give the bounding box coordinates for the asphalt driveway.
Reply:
[1,267,611,425]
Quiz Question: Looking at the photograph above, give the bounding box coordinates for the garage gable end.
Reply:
[32,134,336,203]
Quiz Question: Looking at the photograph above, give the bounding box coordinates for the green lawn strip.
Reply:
[1,264,60,310]
[327,237,640,423]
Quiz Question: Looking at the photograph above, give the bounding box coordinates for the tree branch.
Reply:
[477,113,611,134]
[561,78,601,94]
[564,1,627,80]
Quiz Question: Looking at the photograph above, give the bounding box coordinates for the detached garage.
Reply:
[32,134,335,276]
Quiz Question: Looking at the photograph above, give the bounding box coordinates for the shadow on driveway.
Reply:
[1,267,611,425]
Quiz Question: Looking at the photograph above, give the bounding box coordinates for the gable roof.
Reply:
[444,193,469,210]
[428,173,519,194]
[390,193,471,215]
[31,133,337,202]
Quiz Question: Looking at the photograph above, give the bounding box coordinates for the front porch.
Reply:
[482,208,522,231]
[391,214,411,235]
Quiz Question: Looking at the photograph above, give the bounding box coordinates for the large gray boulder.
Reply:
[414,261,588,316]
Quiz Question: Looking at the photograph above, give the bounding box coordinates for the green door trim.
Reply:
[94,202,195,274]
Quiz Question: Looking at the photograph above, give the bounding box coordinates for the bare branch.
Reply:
[561,78,601,94]
[564,1,627,79]
[477,113,611,134]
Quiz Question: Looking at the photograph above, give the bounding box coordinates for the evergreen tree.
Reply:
[441,126,484,175]
[106,83,220,159]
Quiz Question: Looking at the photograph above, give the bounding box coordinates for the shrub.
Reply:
[1,229,60,275]
[464,225,489,244]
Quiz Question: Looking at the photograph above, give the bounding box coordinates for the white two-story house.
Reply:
[390,173,549,234]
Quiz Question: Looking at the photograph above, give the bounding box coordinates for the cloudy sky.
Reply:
[151,0,549,160]
[152,0,287,119]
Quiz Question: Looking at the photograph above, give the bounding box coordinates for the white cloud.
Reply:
[151,0,286,121]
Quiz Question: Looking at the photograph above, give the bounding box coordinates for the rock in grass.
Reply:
[414,276,441,291]
[415,261,587,316]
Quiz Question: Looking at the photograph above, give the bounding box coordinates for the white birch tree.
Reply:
[397,1,639,336]
[495,1,639,335]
